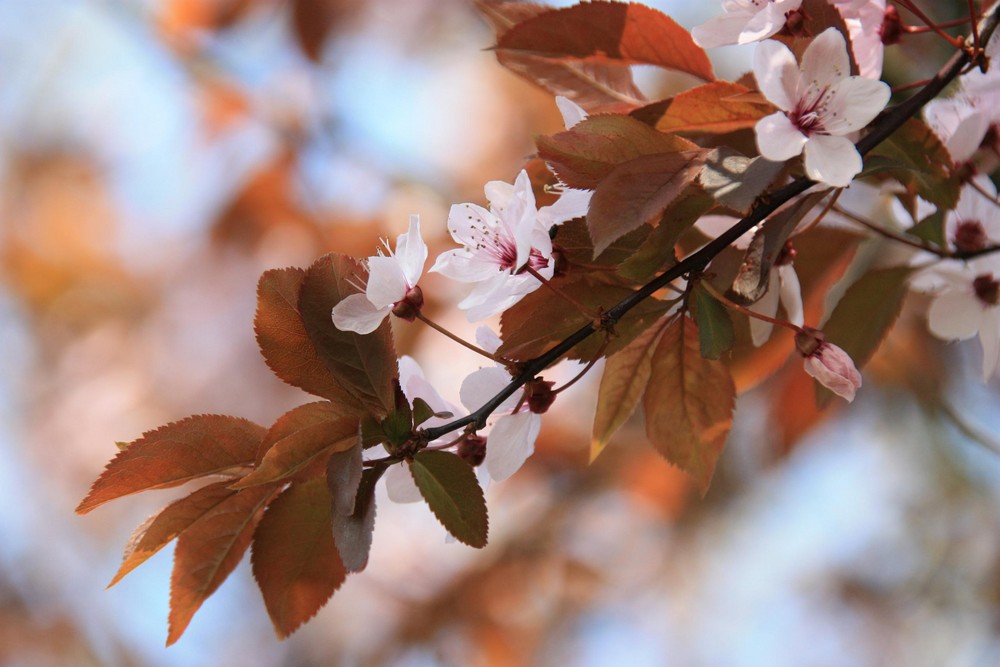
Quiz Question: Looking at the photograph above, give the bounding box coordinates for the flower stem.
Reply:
[553,336,610,395]
[415,312,510,366]
[893,0,965,47]
[699,280,803,334]
[968,176,1000,207]
[831,204,944,254]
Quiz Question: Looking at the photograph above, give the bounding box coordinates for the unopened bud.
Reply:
[880,5,903,45]
[525,379,556,414]
[796,327,862,402]
[457,433,487,467]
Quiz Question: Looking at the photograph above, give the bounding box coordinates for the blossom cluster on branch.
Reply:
[76,0,1000,645]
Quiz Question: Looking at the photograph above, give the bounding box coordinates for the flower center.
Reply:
[791,85,832,136]
[973,273,1000,306]
[953,220,988,254]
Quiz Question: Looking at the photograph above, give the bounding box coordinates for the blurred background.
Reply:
[3,0,1000,665]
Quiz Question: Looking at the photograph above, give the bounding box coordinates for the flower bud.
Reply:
[457,433,487,467]
[880,5,903,45]
[796,327,862,402]
[391,285,424,321]
[525,379,556,414]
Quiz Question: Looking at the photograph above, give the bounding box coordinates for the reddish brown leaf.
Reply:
[254,268,364,410]
[168,484,276,645]
[256,401,361,462]
[537,114,697,189]
[251,478,346,639]
[291,0,344,62]
[587,150,707,254]
[234,415,359,488]
[109,481,236,588]
[496,2,714,82]
[77,415,265,514]
[643,317,735,494]
[632,81,774,136]
[591,320,668,462]
[298,253,397,416]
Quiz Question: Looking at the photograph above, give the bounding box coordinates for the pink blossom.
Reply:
[692,0,802,49]
[795,328,863,401]
[332,215,427,334]
[753,28,890,187]
[834,0,887,79]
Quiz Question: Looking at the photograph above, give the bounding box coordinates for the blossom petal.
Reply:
[800,28,850,92]
[978,311,1000,381]
[510,170,538,269]
[556,96,588,128]
[394,214,428,288]
[803,343,862,402]
[927,291,982,341]
[475,326,503,355]
[803,134,862,187]
[366,255,409,308]
[538,187,591,229]
[460,366,519,414]
[749,268,780,346]
[385,463,423,504]
[753,39,800,111]
[332,293,389,334]
[822,77,891,134]
[484,412,540,482]
[740,0,801,44]
[692,12,757,48]
[756,112,808,161]
[446,202,497,248]
[484,180,514,213]
[430,248,504,283]
[778,263,804,326]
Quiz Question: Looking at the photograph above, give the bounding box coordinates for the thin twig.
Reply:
[415,312,509,366]
[553,336,610,395]
[523,265,600,319]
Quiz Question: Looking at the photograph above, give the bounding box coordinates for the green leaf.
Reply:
[251,478,345,639]
[868,118,960,209]
[617,192,715,282]
[495,2,714,82]
[409,451,488,548]
[412,397,449,427]
[332,465,384,572]
[587,150,708,255]
[298,253,398,416]
[254,268,365,409]
[908,209,946,247]
[233,415,359,488]
[691,283,735,360]
[536,114,697,189]
[76,415,265,514]
[168,485,275,645]
[643,316,735,495]
[591,320,668,462]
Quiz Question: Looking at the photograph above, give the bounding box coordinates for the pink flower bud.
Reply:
[796,328,862,402]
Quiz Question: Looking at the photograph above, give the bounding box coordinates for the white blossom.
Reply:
[692,0,802,49]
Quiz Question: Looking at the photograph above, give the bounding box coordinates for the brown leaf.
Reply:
[109,481,236,588]
[257,401,361,462]
[537,114,697,189]
[643,317,735,494]
[587,150,707,255]
[233,415,359,488]
[77,415,265,514]
[251,478,346,638]
[632,81,774,136]
[168,484,276,645]
[591,320,668,462]
[496,2,714,82]
[254,268,365,410]
[298,253,398,416]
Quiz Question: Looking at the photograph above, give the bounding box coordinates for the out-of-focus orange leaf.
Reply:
[537,114,697,189]
[159,0,255,40]
[256,401,360,461]
[251,477,346,638]
[643,316,735,495]
[496,2,714,82]
[591,319,667,462]
[198,78,251,137]
[233,414,359,488]
[109,481,236,587]
[168,484,276,645]
[255,268,365,410]
[621,451,692,519]
[76,415,264,514]
[632,81,774,136]
[298,254,398,416]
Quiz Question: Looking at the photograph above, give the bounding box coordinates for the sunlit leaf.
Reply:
[643,316,735,494]
[553,217,652,271]
[496,2,714,81]
[76,415,265,514]
[233,416,359,488]
[632,81,773,136]
[691,283,735,360]
[588,150,707,254]
[617,192,715,282]
[591,320,668,462]
[108,481,236,588]
[298,253,398,416]
[167,484,276,645]
[254,268,364,410]
[332,465,384,572]
[699,147,785,215]
[251,478,345,639]
[537,114,697,189]
[409,451,488,548]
